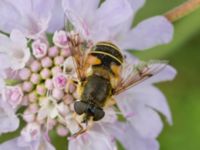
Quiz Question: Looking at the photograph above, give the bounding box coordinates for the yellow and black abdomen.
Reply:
[89,41,123,75]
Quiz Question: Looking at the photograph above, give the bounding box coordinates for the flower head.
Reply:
[0,0,176,150]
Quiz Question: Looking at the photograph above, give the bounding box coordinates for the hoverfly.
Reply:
[64,11,167,136]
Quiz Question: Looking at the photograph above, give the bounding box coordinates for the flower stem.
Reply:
[165,0,200,22]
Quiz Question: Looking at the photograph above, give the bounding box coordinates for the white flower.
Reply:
[0,30,30,70]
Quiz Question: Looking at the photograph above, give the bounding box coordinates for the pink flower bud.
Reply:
[40,68,51,79]
[53,73,68,89]
[61,48,71,57]
[30,73,41,84]
[32,40,48,59]
[56,125,68,137]
[45,79,54,90]
[41,57,53,68]
[30,60,41,73]
[51,66,62,76]
[23,110,35,123]
[36,85,47,96]
[28,103,39,114]
[2,86,23,108]
[53,30,69,48]
[22,81,34,92]
[47,118,57,130]
[52,89,64,100]
[48,46,59,57]
[19,68,31,80]
[28,92,37,103]
[21,95,29,106]
[54,56,64,65]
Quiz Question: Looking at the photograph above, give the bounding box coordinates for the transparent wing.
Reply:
[113,60,168,95]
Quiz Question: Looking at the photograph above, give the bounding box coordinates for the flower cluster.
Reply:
[0,0,176,150]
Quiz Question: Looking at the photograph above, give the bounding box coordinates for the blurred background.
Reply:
[1,0,200,150]
[134,0,200,149]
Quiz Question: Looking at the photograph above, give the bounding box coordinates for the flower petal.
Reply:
[127,0,145,13]
[10,30,27,48]
[0,99,19,134]
[120,16,174,50]
[62,0,100,18]
[0,138,28,150]
[96,0,133,28]
[115,85,171,138]
[0,135,55,150]
[0,54,12,70]
[48,0,65,32]
[69,125,116,150]
[105,122,159,150]
[0,0,54,38]
[0,0,21,33]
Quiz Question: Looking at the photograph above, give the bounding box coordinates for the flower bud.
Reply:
[36,84,47,96]
[61,48,71,57]
[54,56,64,65]
[56,125,68,137]
[52,89,64,100]
[41,57,53,68]
[19,68,31,80]
[53,73,68,89]
[32,40,48,59]
[51,66,62,76]
[40,68,51,79]
[23,110,35,123]
[30,60,42,73]
[48,46,59,57]
[2,86,23,108]
[53,30,69,48]
[28,91,37,103]
[45,79,54,90]
[22,81,34,92]
[30,73,41,84]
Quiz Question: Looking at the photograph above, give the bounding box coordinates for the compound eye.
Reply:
[93,107,105,121]
[74,101,88,115]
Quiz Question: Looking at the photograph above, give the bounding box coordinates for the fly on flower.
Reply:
[65,11,168,136]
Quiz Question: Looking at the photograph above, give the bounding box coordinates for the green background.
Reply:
[1,0,200,150]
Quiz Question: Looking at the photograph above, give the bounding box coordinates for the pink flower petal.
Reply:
[69,125,116,150]
[0,99,19,134]
[120,16,174,50]
[105,122,159,150]
[96,0,133,28]
[115,84,172,138]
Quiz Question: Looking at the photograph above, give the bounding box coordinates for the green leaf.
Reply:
[5,79,22,86]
